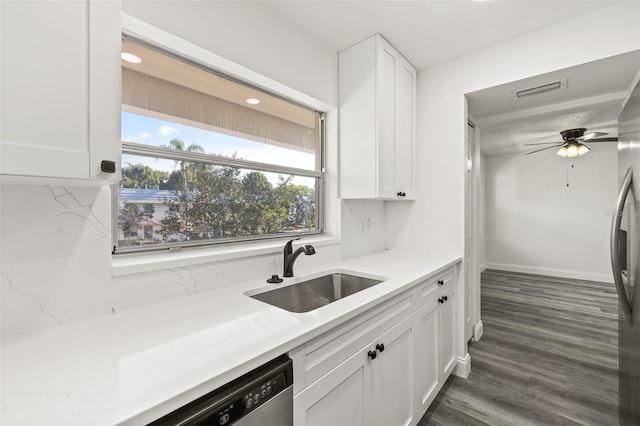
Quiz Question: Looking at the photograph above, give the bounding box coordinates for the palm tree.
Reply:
[167,138,205,194]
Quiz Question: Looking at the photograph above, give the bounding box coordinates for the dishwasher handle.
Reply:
[611,166,633,322]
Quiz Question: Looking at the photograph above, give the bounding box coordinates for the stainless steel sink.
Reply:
[249,273,385,313]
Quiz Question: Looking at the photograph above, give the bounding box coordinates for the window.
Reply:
[115,37,324,253]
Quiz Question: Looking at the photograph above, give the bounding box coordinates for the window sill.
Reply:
[111,235,341,277]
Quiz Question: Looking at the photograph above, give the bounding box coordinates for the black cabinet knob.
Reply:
[443,295,448,301]
[437,279,444,286]
[396,191,407,198]
[376,343,385,352]
[100,160,116,174]
[438,297,444,304]
[368,350,377,360]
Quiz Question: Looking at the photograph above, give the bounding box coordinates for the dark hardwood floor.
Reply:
[419,269,619,426]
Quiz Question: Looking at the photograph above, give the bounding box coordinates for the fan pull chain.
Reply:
[566,158,575,187]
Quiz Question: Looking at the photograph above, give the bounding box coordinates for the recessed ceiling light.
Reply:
[121,52,142,64]
[246,98,260,105]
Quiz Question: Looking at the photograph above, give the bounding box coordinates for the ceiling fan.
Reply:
[524,127,618,156]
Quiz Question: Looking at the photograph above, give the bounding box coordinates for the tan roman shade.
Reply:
[121,39,320,156]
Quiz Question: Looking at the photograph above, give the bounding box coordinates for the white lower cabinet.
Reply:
[438,286,457,380]
[366,317,413,426]
[413,300,439,414]
[304,350,366,426]
[292,265,459,426]
[299,316,414,426]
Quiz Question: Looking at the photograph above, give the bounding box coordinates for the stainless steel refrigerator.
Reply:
[611,72,640,426]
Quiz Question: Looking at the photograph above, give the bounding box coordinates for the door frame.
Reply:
[464,115,483,342]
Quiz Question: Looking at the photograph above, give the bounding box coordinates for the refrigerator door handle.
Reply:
[611,166,633,322]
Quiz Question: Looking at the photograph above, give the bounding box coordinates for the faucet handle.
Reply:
[284,237,301,253]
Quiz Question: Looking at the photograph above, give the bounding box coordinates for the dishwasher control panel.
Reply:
[218,371,287,425]
[148,355,293,426]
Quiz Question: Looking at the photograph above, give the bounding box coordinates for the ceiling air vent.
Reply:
[511,78,567,100]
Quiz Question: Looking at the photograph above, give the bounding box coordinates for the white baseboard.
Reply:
[453,353,471,378]
[473,320,483,342]
[484,263,613,284]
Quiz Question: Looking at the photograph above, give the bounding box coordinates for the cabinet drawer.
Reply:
[303,293,412,386]
[418,268,455,303]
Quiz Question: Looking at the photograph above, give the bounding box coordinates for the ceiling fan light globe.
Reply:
[557,146,569,157]
[567,144,578,156]
[576,144,590,156]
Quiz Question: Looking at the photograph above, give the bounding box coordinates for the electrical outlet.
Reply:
[362,217,371,233]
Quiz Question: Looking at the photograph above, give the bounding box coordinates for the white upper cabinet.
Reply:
[1,0,121,183]
[339,34,416,200]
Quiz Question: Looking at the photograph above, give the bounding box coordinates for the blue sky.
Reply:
[121,112,316,187]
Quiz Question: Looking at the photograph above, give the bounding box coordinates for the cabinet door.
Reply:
[413,300,439,414]
[438,287,457,380]
[367,317,414,426]
[303,350,366,426]
[1,0,89,179]
[376,38,397,199]
[0,0,120,182]
[394,55,416,199]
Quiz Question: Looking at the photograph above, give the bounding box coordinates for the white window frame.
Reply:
[112,14,335,264]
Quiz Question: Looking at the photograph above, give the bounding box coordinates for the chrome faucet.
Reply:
[283,238,315,277]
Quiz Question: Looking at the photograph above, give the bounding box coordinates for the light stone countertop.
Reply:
[1,250,461,425]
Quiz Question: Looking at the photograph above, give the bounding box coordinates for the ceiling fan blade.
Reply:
[580,131,608,141]
[583,137,618,143]
[523,141,564,146]
[524,144,563,155]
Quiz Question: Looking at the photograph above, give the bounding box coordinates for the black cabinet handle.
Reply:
[376,343,385,352]
[437,279,444,286]
[438,297,444,304]
[100,160,116,174]
[396,191,407,198]
[368,350,377,360]
[443,295,448,301]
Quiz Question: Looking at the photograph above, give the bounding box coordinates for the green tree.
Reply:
[241,171,275,234]
[156,161,316,242]
[122,163,167,189]
[118,203,154,241]
[274,176,316,230]
[167,138,205,194]
[162,170,185,191]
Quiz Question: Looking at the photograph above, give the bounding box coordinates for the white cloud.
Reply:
[141,132,152,139]
[159,125,179,136]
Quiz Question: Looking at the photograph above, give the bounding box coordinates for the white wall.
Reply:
[341,200,387,259]
[386,2,640,258]
[122,0,337,108]
[0,1,386,338]
[484,145,617,282]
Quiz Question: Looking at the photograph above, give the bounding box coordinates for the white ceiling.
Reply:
[266,0,622,71]
[265,0,638,157]
[468,50,640,155]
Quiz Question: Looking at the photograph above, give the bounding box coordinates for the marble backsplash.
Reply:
[1,184,386,337]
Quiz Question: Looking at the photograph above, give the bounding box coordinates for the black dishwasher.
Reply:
[148,355,293,426]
